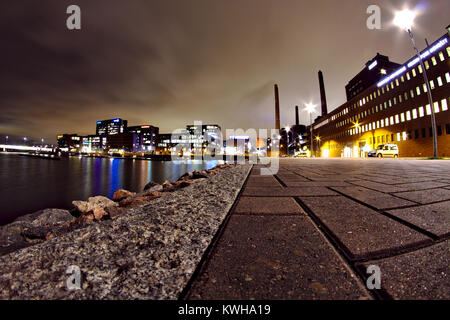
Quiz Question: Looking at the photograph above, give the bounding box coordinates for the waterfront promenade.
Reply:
[186,158,450,300]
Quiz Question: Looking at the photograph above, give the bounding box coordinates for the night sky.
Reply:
[1,0,449,143]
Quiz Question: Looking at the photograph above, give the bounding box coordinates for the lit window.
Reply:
[381,119,384,127]
[434,102,439,113]
[419,106,424,117]
[385,118,389,126]
[390,116,394,124]
[401,76,404,82]
[416,87,421,95]
[446,72,450,83]
[400,113,405,122]
[430,80,435,90]
[410,90,414,98]
[402,132,407,141]
[423,84,427,93]
[393,97,397,105]
[389,100,392,107]
[442,99,448,111]
[406,72,410,80]
[391,82,394,89]
[447,47,450,57]
[395,114,400,124]
[406,111,411,121]
[412,68,416,77]
[376,121,380,128]
[369,123,372,131]
[399,95,402,103]
[380,69,387,75]
[431,56,437,66]
[418,65,423,73]
[424,61,430,69]
[437,77,443,87]
[395,79,399,86]
[412,109,417,119]
[439,52,445,61]
[397,133,401,141]
[426,104,431,115]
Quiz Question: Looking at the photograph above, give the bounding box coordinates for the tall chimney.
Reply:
[318,71,328,117]
[295,105,299,126]
[274,84,280,130]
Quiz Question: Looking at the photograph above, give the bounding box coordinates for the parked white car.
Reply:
[368,144,399,158]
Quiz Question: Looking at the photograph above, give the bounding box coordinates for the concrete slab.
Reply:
[234,197,305,215]
[387,202,450,237]
[246,176,281,187]
[300,196,431,260]
[358,241,450,300]
[393,188,450,204]
[187,215,371,300]
[349,180,408,193]
[393,181,450,191]
[331,186,416,209]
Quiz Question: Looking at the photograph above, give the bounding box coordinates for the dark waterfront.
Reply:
[0,152,221,225]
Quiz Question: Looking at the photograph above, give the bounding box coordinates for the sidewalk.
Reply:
[185,158,450,300]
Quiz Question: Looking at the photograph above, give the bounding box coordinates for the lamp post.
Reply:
[394,9,438,158]
[23,137,27,145]
[5,136,8,145]
[304,103,316,158]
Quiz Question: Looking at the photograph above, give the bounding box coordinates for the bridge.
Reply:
[0,145,55,152]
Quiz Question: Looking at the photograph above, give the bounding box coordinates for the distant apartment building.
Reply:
[96,118,128,136]
[310,31,450,158]
[81,135,106,153]
[57,134,82,152]
[127,125,159,153]
[105,133,137,153]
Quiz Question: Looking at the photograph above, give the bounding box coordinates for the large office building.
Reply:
[96,118,128,136]
[310,31,450,158]
[127,125,159,153]
[157,124,222,155]
[57,134,82,152]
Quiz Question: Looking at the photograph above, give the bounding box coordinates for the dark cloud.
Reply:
[0,0,449,142]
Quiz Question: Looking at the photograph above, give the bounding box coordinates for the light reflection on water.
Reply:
[0,153,222,225]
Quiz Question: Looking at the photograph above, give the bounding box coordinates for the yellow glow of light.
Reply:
[305,103,316,114]
[393,9,417,31]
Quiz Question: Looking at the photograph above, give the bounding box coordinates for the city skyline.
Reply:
[1,0,449,143]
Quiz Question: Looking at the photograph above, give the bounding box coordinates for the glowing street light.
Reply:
[304,103,316,157]
[394,8,438,158]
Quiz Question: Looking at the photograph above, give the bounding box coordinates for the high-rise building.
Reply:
[96,118,128,136]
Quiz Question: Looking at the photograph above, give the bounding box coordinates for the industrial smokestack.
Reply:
[318,71,328,117]
[274,84,280,130]
[295,105,299,126]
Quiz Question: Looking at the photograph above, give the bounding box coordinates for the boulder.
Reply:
[72,196,118,213]
[177,172,193,181]
[119,193,162,208]
[93,208,108,221]
[113,189,136,201]
[143,181,163,192]
[14,209,74,228]
[105,206,128,219]
[192,171,208,179]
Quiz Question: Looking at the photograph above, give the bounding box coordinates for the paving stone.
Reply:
[243,187,337,197]
[387,202,450,237]
[283,181,352,187]
[300,196,431,260]
[349,180,408,193]
[393,188,450,204]
[187,215,371,300]
[331,186,416,209]
[246,176,281,187]
[234,197,305,215]
[393,181,449,191]
[359,241,450,300]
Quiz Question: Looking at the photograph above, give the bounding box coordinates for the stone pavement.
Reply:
[185,158,450,300]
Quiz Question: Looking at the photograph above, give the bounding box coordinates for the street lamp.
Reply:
[304,103,316,157]
[285,126,290,156]
[394,8,438,158]
[5,136,8,144]
[23,137,27,145]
